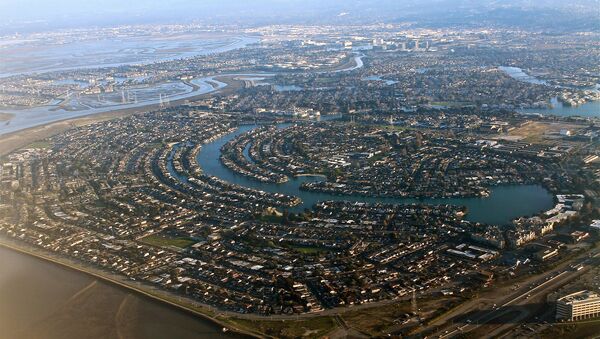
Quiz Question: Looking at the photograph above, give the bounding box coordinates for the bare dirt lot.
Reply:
[507,121,584,143]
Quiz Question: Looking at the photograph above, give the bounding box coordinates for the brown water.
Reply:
[0,246,244,339]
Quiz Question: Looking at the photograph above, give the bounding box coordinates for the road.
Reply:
[429,249,600,339]
[0,54,365,137]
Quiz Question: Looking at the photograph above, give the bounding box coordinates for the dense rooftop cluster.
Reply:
[0,23,599,322]
[2,26,598,116]
[0,109,531,314]
[222,122,560,198]
[0,106,598,316]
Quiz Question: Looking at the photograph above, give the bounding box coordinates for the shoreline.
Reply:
[0,76,242,157]
[0,35,261,79]
[0,52,552,335]
[0,228,416,315]
[0,53,367,150]
[0,236,265,339]
[0,233,399,337]
[0,56,374,335]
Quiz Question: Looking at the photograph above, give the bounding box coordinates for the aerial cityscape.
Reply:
[0,1,599,338]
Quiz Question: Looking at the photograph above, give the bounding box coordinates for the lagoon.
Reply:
[499,66,599,117]
[195,122,554,226]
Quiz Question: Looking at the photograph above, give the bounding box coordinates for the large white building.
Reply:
[556,290,600,321]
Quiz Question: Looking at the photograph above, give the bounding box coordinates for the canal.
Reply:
[499,66,599,118]
[194,120,555,226]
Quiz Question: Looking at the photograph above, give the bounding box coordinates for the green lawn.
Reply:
[289,245,331,254]
[141,234,197,249]
[26,140,52,149]
[430,101,472,107]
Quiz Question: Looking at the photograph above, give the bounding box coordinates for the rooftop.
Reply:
[558,290,600,304]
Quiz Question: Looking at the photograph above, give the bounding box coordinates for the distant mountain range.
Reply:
[1,0,598,33]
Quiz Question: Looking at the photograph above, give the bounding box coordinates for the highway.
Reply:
[431,249,599,339]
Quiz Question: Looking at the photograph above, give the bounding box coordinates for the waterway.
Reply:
[0,54,365,136]
[0,36,260,78]
[0,245,242,339]
[322,54,364,73]
[195,120,554,226]
[519,97,600,118]
[499,66,549,86]
[499,66,599,117]
[362,75,398,86]
[0,76,227,136]
[0,43,560,339]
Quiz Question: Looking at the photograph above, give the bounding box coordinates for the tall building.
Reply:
[556,290,600,321]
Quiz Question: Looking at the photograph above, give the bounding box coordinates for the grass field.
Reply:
[140,234,197,249]
[339,296,462,337]
[430,101,471,107]
[26,140,52,149]
[341,302,412,336]
[225,316,338,338]
[288,244,332,254]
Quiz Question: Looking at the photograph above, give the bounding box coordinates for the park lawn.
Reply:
[141,234,197,249]
[289,244,332,254]
[430,101,471,107]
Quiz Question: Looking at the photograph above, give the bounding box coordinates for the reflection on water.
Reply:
[500,66,600,117]
[0,36,260,78]
[0,246,243,339]
[0,77,226,136]
[195,121,554,226]
[0,52,365,136]
[519,97,600,117]
[362,75,398,85]
[499,66,548,85]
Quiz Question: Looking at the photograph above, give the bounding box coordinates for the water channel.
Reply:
[192,119,555,226]
[499,66,599,117]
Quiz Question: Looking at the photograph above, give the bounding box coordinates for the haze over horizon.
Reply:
[0,1,599,338]
[1,0,599,34]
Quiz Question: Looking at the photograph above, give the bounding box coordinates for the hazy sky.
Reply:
[1,0,598,33]
[3,0,352,30]
[5,0,350,21]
